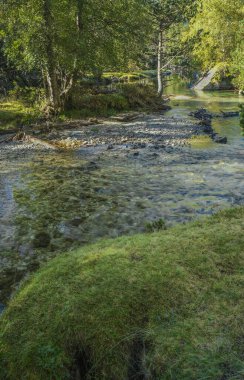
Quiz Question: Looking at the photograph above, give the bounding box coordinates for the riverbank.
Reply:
[0,110,210,155]
[1,90,244,305]
[0,82,166,135]
[1,206,243,379]
[0,110,211,303]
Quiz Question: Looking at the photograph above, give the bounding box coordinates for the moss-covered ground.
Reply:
[0,207,243,379]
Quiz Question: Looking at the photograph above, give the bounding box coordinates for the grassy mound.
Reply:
[0,208,244,379]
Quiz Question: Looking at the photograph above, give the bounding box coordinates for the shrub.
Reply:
[145,218,167,232]
[120,83,160,109]
[66,83,160,117]
[68,92,128,115]
[8,85,45,107]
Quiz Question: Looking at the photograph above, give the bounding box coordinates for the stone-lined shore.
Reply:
[0,110,223,159]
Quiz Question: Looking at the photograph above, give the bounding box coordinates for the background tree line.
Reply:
[0,0,243,113]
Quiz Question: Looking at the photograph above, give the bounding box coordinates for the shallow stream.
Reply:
[0,84,243,301]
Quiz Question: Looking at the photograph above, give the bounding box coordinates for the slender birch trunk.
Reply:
[43,0,60,111]
[76,0,84,32]
[59,0,83,108]
[157,27,163,96]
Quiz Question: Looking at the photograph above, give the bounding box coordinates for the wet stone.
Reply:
[189,108,213,121]
[32,232,51,248]
[202,125,214,134]
[150,153,159,158]
[214,135,228,144]
[85,162,100,171]
[132,143,147,149]
[69,217,85,227]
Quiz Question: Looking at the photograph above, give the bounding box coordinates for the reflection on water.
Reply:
[165,78,244,145]
[0,82,244,301]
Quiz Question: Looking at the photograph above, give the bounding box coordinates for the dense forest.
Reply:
[0,0,243,114]
[0,1,244,380]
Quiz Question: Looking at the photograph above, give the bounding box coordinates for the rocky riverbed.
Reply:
[0,111,208,151]
[0,104,243,305]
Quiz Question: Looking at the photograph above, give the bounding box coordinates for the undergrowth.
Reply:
[0,82,162,130]
[0,207,243,379]
[63,83,161,119]
[0,100,40,132]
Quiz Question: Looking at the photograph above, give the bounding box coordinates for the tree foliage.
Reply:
[185,0,244,89]
[1,0,150,110]
[146,0,197,94]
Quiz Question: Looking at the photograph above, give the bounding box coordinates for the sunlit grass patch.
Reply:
[0,100,38,132]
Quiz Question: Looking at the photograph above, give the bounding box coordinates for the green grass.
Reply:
[102,70,157,82]
[0,100,39,132]
[1,207,243,379]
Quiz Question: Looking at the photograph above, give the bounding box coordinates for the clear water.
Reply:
[0,82,243,301]
[165,79,244,143]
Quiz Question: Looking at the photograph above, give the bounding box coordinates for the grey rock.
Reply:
[69,218,84,227]
[198,119,212,127]
[213,135,228,144]
[151,152,159,158]
[190,108,212,121]
[33,232,51,248]
[86,161,100,171]
[203,125,214,134]
[221,111,239,118]
[132,143,147,149]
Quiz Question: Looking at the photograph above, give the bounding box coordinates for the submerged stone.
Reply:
[189,108,212,121]
[32,232,51,248]
[69,217,86,227]
[213,135,228,144]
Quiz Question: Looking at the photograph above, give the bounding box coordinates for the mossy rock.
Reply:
[0,207,244,379]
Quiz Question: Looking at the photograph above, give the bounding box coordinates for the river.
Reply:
[0,83,243,302]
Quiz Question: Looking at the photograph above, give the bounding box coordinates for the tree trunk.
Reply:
[76,0,84,33]
[43,0,60,111]
[59,0,84,109]
[157,28,163,96]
